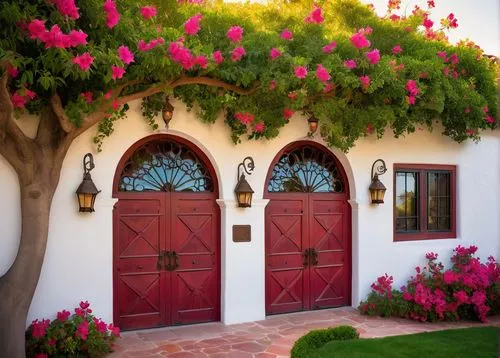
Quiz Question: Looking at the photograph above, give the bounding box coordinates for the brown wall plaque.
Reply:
[232,225,251,242]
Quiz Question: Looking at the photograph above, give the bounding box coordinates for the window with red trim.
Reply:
[394,164,456,241]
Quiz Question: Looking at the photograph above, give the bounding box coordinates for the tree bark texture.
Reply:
[0,107,71,358]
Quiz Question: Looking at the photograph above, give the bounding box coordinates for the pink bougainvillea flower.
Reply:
[118,45,134,64]
[80,92,93,104]
[57,309,71,322]
[11,93,27,108]
[51,0,80,19]
[363,26,373,35]
[323,82,335,93]
[269,48,282,60]
[427,0,435,8]
[104,90,113,100]
[425,252,438,260]
[25,88,37,100]
[406,79,420,97]
[482,106,489,113]
[441,13,458,29]
[140,6,157,20]
[344,59,357,69]
[322,41,337,54]
[227,26,244,42]
[283,108,294,119]
[392,44,402,54]
[194,55,208,69]
[448,53,459,65]
[111,99,120,110]
[350,31,371,49]
[294,66,308,79]
[212,50,224,64]
[72,52,95,71]
[359,75,370,90]
[93,317,108,333]
[366,49,380,65]
[437,51,447,60]
[388,0,401,10]
[315,64,330,82]
[485,115,495,124]
[111,65,125,80]
[7,64,19,78]
[465,128,477,136]
[41,24,70,48]
[234,112,254,125]
[68,30,88,47]
[305,4,324,24]
[422,16,433,29]
[390,14,401,21]
[280,28,293,41]
[443,270,459,284]
[104,0,120,29]
[168,41,194,69]
[138,37,164,51]
[31,319,51,339]
[464,107,471,114]
[254,122,265,133]
[76,320,89,340]
[268,79,277,91]
[108,323,121,337]
[28,19,46,39]
[231,47,246,62]
[184,14,202,36]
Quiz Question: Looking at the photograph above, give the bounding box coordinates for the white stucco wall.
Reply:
[0,99,499,326]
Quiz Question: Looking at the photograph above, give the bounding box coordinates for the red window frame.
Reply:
[393,164,457,242]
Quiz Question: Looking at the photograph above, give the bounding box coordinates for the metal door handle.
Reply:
[171,251,180,270]
[302,248,310,267]
[157,250,169,271]
[310,248,319,266]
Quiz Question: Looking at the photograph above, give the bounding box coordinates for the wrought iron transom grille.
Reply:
[267,145,344,193]
[119,140,213,192]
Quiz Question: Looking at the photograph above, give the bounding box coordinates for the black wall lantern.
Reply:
[369,159,387,204]
[76,153,100,212]
[162,96,174,128]
[234,156,255,208]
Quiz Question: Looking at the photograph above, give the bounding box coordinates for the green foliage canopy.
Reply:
[0,0,497,151]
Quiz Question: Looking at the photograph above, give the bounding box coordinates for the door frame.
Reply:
[112,134,221,328]
[264,140,352,314]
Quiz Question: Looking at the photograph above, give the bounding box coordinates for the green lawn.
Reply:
[313,327,500,358]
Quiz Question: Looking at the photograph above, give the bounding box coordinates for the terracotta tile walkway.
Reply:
[110,308,500,358]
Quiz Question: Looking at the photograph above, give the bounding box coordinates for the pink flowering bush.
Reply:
[359,246,499,323]
[26,301,120,357]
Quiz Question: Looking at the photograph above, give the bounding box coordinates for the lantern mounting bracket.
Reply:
[371,159,387,180]
[237,156,255,181]
[83,153,95,176]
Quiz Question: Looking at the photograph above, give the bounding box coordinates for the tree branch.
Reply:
[171,76,260,95]
[49,94,74,133]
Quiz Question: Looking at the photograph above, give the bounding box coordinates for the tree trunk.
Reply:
[0,107,69,358]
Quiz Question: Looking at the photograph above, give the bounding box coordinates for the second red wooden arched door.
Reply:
[265,141,351,315]
[112,135,220,330]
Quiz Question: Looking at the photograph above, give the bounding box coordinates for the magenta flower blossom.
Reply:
[227,26,244,42]
[254,123,265,133]
[283,108,294,119]
[212,50,224,64]
[30,319,51,339]
[366,49,380,65]
[80,92,93,104]
[437,51,447,60]
[422,16,433,29]
[140,6,157,20]
[168,42,194,70]
[315,64,330,82]
[280,29,293,41]
[350,31,371,49]
[184,14,202,36]
[406,80,420,97]
[322,41,337,54]
[72,52,94,71]
[138,37,164,51]
[28,19,46,39]
[76,320,89,341]
[344,59,357,69]
[392,44,402,54]
[40,24,70,49]
[294,66,308,79]
[231,47,246,62]
[104,0,120,29]
[270,48,282,60]
[57,310,71,322]
[268,80,277,91]
[305,5,324,24]
[118,45,134,64]
[111,65,125,80]
[448,53,459,65]
[234,112,254,125]
[359,75,370,89]
[323,82,335,93]
[68,30,87,47]
[485,115,495,124]
[7,64,19,78]
[51,0,80,19]
[194,55,208,69]
[11,93,27,108]
[108,323,121,337]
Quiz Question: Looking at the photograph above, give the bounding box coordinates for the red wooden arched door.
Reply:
[112,135,220,330]
[265,141,351,315]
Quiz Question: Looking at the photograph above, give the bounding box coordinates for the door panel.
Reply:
[169,193,219,325]
[266,196,308,314]
[114,198,167,330]
[309,196,349,308]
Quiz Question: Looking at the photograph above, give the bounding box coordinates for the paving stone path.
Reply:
[110,307,500,357]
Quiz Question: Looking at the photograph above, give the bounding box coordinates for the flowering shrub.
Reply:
[359,245,499,323]
[26,301,120,357]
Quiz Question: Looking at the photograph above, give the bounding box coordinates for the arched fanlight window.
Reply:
[118,140,213,192]
[267,145,344,193]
